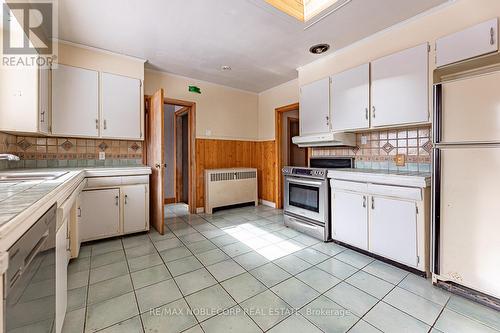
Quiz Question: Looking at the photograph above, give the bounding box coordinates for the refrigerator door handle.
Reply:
[431,148,441,275]
[433,84,443,144]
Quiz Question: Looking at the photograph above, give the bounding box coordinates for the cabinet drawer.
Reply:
[368,184,421,201]
[86,176,121,188]
[121,175,149,185]
[330,179,368,193]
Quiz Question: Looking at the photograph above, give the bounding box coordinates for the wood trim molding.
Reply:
[164,197,175,204]
[275,102,299,209]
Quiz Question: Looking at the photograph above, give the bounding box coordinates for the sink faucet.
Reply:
[0,154,20,161]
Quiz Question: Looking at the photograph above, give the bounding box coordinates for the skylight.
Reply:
[266,0,341,22]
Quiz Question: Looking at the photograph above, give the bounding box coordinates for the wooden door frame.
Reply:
[165,98,197,214]
[275,102,301,209]
[287,117,308,167]
[144,96,197,215]
[173,106,189,204]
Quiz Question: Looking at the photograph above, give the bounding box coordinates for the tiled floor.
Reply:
[63,204,500,333]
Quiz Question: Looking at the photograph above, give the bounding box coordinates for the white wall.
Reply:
[258,79,299,141]
[145,69,259,141]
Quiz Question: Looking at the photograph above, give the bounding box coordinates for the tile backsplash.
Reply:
[0,132,143,169]
[311,126,432,172]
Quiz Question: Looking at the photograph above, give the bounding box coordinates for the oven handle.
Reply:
[285,177,324,187]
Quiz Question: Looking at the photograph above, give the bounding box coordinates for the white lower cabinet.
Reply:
[369,196,418,267]
[123,184,148,233]
[332,191,368,250]
[331,179,426,271]
[80,189,120,241]
[55,219,69,333]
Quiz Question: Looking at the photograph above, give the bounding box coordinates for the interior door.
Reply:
[369,196,418,267]
[147,89,165,234]
[332,191,368,250]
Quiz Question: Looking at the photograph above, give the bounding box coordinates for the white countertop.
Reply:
[327,168,431,188]
[0,166,151,251]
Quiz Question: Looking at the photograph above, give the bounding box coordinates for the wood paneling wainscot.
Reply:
[195,139,276,209]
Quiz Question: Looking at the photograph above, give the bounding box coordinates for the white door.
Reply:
[331,63,370,131]
[102,73,142,139]
[38,68,50,134]
[123,184,147,234]
[300,78,330,135]
[332,191,368,250]
[80,189,120,241]
[55,219,68,333]
[371,43,429,127]
[52,64,99,137]
[369,196,418,267]
[436,18,498,67]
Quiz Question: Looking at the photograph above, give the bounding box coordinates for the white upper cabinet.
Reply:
[52,64,99,137]
[331,63,370,131]
[371,43,429,127]
[102,73,142,139]
[38,68,50,134]
[300,77,331,135]
[436,18,498,67]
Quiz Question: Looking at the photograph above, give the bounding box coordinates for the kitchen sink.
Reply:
[0,171,68,182]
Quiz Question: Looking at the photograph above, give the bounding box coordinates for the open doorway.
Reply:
[275,102,309,209]
[174,108,189,205]
[145,91,197,235]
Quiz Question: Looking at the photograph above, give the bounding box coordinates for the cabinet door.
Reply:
[436,18,498,67]
[123,184,147,234]
[52,64,99,137]
[55,220,68,333]
[0,66,38,132]
[371,43,429,127]
[102,73,142,139]
[80,189,120,241]
[38,67,50,134]
[300,78,330,135]
[332,191,368,250]
[369,196,418,267]
[331,64,370,131]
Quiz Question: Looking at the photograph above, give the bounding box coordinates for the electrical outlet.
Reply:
[394,154,406,166]
[361,136,368,145]
[99,152,105,160]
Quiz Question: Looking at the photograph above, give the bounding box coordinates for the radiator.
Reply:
[205,168,258,214]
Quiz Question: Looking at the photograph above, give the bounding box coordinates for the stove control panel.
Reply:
[282,167,326,179]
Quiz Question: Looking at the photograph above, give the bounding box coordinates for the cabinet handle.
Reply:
[95,119,99,130]
[124,194,128,205]
[362,196,366,208]
[326,115,330,126]
[104,119,107,130]
[491,27,495,45]
[77,207,81,217]
[365,108,368,120]
[115,195,119,206]
[372,106,376,118]
[371,197,375,210]
[40,111,45,123]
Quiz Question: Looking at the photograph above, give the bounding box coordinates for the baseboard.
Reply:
[164,197,176,204]
[196,207,205,214]
[259,199,276,208]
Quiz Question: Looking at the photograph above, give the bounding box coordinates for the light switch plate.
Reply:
[99,152,105,160]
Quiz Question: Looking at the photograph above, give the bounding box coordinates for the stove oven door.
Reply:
[284,176,327,225]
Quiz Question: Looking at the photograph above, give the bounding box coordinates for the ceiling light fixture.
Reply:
[309,43,330,55]
[221,65,232,71]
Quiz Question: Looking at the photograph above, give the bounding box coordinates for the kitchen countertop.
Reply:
[327,168,431,188]
[0,166,151,251]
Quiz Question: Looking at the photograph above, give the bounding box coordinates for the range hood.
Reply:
[292,132,356,147]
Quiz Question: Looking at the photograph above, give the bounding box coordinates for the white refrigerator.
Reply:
[432,69,500,301]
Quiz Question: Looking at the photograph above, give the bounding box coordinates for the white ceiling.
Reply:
[58,0,448,92]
